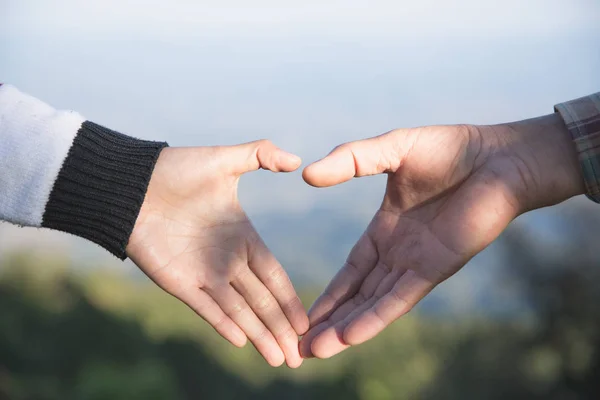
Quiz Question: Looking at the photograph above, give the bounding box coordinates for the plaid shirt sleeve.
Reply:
[555,93,600,203]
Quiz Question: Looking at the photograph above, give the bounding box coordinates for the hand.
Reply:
[126,140,309,368]
[300,114,584,359]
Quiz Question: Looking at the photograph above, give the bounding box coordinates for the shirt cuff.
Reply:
[0,84,167,259]
[554,92,600,203]
[43,121,168,259]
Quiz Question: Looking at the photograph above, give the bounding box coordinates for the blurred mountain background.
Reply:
[1,0,600,399]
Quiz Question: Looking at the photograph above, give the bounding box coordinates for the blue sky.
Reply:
[1,0,599,313]
[2,0,598,215]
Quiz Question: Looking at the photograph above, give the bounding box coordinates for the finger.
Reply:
[302,130,410,187]
[301,293,369,358]
[249,236,309,336]
[354,261,402,302]
[180,289,247,348]
[314,266,396,328]
[299,321,330,358]
[307,232,378,327]
[308,269,402,359]
[209,285,285,367]
[309,297,379,359]
[227,139,302,175]
[301,286,367,358]
[343,269,435,346]
[232,269,303,369]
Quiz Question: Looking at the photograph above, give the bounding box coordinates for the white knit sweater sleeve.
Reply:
[0,84,84,226]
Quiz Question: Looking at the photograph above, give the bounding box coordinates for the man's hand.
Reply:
[300,114,584,359]
[126,140,309,368]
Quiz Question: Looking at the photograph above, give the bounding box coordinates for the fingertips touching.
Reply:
[281,333,303,368]
[288,298,310,336]
[309,322,351,359]
[299,321,331,358]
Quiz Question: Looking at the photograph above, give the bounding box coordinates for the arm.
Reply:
[0,84,308,367]
[0,84,166,257]
[299,92,597,359]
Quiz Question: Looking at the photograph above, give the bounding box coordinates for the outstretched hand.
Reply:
[300,116,582,359]
[126,140,309,368]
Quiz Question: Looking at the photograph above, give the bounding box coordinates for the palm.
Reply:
[126,142,308,368]
[301,125,524,358]
[128,147,255,298]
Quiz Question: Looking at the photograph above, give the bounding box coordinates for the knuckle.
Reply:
[253,295,273,311]
[454,124,472,139]
[213,315,229,330]
[266,267,286,286]
[390,290,405,305]
[381,128,403,143]
[333,143,351,153]
[191,301,208,317]
[353,292,367,305]
[382,129,401,142]
[256,138,271,146]
[379,261,393,273]
[344,260,362,277]
[374,304,388,323]
[228,302,245,316]
[231,266,251,282]
[276,327,298,343]
[282,296,303,313]
[251,328,271,342]
[254,139,273,152]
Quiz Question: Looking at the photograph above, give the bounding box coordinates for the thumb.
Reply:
[227,139,302,175]
[302,130,408,187]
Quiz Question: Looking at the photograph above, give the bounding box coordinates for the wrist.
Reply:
[479,113,585,212]
[44,121,168,259]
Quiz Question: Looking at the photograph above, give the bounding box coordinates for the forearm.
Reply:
[475,92,600,213]
[0,84,167,259]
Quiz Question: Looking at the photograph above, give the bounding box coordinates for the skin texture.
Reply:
[126,140,309,368]
[300,113,585,359]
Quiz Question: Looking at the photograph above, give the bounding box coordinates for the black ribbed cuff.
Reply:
[42,121,168,259]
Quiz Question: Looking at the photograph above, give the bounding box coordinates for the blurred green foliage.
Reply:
[2,232,600,400]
